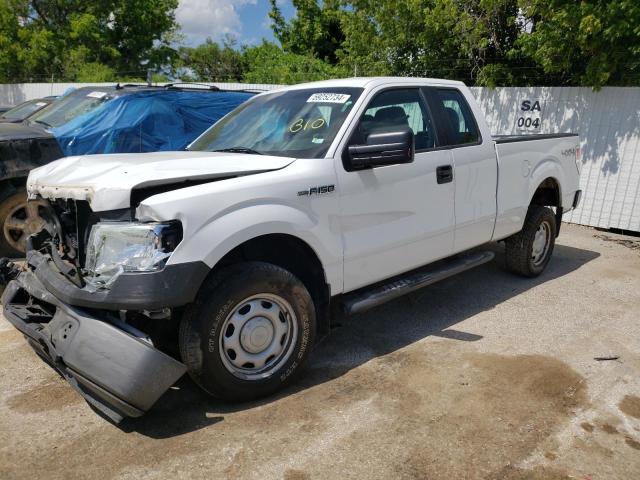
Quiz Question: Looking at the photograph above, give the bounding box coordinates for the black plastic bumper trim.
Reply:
[1,274,187,422]
[27,251,210,311]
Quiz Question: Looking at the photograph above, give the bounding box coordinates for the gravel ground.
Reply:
[0,223,639,480]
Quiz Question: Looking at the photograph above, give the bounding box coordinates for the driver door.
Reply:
[336,88,456,292]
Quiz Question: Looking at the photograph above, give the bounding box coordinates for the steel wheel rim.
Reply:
[219,293,298,380]
[3,200,47,253]
[531,220,551,266]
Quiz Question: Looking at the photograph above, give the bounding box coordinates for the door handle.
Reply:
[436,165,453,184]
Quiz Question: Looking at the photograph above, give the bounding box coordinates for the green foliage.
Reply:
[339,0,524,85]
[0,0,178,82]
[151,72,170,83]
[74,62,115,82]
[1,0,638,87]
[517,0,640,87]
[265,0,640,87]
[269,0,345,64]
[176,36,245,82]
[242,41,347,84]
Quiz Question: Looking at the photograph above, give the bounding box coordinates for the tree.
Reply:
[75,62,116,82]
[242,41,347,84]
[176,36,245,82]
[0,0,178,82]
[269,0,345,64]
[0,1,28,81]
[271,0,640,87]
[517,0,640,87]
[339,0,525,86]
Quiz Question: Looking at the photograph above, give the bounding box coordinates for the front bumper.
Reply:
[25,250,209,311]
[1,271,187,422]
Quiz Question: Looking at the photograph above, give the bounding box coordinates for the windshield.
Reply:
[2,99,51,120]
[29,89,112,128]
[189,87,363,158]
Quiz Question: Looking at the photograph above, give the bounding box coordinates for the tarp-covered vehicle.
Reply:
[0,84,254,256]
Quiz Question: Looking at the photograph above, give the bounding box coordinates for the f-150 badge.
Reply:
[297,185,335,196]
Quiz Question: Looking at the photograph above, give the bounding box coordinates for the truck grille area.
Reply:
[28,199,97,286]
[51,199,91,265]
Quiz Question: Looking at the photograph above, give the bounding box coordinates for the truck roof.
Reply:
[69,84,257,97]
[269,77,466,93]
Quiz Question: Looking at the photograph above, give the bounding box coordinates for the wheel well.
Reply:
[212,234,331,338]
[0,178,26,202]
[530,177,560,207]
[530,177,562,236]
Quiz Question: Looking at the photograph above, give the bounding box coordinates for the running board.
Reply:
[342,251,495,315]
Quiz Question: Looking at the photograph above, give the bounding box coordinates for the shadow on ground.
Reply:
[118,242,599,439]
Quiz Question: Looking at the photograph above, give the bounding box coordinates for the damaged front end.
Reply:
[0,199,208,422]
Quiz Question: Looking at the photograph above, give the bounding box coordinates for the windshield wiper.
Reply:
[212,147,263,155]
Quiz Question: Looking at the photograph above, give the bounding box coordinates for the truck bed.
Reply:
[491,132,581,242]
[492,133,578,144]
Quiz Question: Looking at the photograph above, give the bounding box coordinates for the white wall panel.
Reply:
[471,87,640,232]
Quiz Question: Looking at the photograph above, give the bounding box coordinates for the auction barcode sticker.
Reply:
[307,93,351,104]
[87,91,107,99]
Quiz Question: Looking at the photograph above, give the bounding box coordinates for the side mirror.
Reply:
[347,129,415,170]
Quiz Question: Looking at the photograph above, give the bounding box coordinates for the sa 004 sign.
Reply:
[516,99,543,131]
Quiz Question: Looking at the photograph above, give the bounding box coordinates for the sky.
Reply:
[175,0,295,47]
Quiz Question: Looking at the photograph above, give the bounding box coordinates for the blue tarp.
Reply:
[51,90,253,157]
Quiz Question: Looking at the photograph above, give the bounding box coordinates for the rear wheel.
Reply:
[505,205,556,277]
[0,188,48,257]
[179,261,316,401]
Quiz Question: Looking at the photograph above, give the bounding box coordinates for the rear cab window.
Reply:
[423,88,481,147]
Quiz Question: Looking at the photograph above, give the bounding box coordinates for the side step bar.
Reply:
[343,251,495,315]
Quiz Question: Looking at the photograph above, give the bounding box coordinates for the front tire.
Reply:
[505,205,556,277]
[179,261,316,401]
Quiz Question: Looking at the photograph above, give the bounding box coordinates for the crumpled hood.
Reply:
[27,150,296,211]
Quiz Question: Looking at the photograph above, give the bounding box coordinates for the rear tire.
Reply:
[179,261,316,402]
[505,205,556,277]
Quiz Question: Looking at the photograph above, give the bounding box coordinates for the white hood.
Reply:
[27,151,295,211]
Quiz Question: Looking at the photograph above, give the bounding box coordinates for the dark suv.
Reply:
[0,84,253,256]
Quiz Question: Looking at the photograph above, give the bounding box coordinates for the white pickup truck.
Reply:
[1,77,582,421]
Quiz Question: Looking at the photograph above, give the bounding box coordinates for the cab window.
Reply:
[350,88,436,151]
[431,89,480,146]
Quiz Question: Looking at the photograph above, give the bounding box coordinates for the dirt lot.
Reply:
[1,224,639,480]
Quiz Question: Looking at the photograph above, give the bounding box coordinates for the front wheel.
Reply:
[179,261,316,401]
[504,205,556,277]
